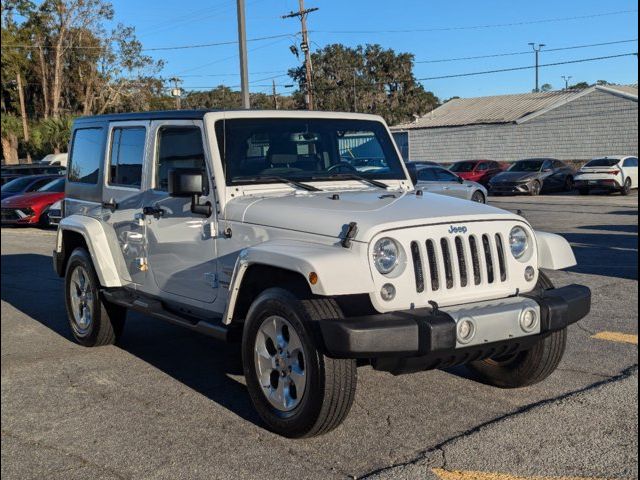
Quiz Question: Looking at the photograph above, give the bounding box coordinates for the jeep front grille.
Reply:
[411,234,508,292]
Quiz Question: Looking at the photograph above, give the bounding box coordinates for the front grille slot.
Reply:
[440,238,454,289]
[455,236,468,287]
[495,234,507,281]
[482,234,495,284]
[425,240,439,291]
[407,227,509,293]
[411,241,424,293]
[469,236,482,285]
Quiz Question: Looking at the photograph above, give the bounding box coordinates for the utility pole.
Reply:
[562,75,573,90]
[282,1,318,110]
[169,77,182,110]
[528,43,545,92]
[236,0,251,109]
[272,80,279,109]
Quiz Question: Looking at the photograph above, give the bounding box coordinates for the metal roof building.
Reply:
[391,85,638,163]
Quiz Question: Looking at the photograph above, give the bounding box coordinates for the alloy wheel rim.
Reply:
[69,266,94,336]
[254,315,307,412]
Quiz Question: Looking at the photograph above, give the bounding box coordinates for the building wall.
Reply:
[406,90,638,163]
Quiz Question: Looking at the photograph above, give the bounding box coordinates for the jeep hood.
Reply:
[225,189,519,242]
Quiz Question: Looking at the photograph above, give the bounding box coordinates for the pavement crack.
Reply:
[1,429,132,480]
[358,364,638,479]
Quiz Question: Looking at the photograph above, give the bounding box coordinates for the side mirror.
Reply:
[457,176,465,184]
[168,169,211,217]
[406,164,418,185]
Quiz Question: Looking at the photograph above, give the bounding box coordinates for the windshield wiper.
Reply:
[322,173,389,190]
[237,176,321,192]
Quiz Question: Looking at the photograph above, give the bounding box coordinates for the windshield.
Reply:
[215,118,406,186]
[38,177,65,192]
[1,176,35,193]
[508,160,544,172]
[449,161,477,173]
[584,158,620,168]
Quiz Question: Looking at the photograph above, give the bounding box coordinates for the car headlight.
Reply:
[509,226,530,259]
[373,237,400,274]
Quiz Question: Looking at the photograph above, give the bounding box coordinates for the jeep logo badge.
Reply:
[449,225,468,234]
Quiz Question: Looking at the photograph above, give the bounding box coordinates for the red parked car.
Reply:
[449,160,506,186]
[1,177,64,227]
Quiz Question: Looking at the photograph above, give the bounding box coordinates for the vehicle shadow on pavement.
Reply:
[562,231,638,280]
[1,252,262,428]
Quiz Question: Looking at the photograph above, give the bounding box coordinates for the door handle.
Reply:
[142,205,165,218]
[102,199,118,211]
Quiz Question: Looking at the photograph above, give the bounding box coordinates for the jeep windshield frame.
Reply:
[214,118,407,187]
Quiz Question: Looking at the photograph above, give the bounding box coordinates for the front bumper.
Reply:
[1,207,37,224]
[488,183,532,194]
[319,284,591,374]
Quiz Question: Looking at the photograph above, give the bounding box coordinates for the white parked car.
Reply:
[39,153,68,167]
[574,156,638,195]
[53,110,591,438]
[414,165,488,203]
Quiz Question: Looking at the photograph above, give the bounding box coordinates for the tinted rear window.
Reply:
[68,128,103,184]
[585,158,620,167]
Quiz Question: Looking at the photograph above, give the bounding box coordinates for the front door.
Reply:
[623,157,639,186]
[102,121,150,286]
[144,120,218,304]
[434,168,472,199]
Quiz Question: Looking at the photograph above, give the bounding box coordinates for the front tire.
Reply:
[64,248,126,347]
[528,181,542,196]
[467,271,567,388]
[242,288,357,438]
[471,191,486,203]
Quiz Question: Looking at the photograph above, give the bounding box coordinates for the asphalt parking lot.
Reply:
[1,192,638,480]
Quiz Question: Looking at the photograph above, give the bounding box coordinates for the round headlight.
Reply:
[509,226,530,260]
[373,238,400,274]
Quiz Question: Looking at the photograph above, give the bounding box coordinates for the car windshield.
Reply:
[584,158,620,167]
[1,176,35,193]
[449,161,477,173]
[508,160,545,172]
[215,118,406,186]
[38,177,65,192]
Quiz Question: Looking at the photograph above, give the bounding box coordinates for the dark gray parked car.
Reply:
[488,158,575,196]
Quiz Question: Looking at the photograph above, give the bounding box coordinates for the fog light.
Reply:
[524,266,535,282]
[520,308,539,333]
[380,283,396,302]
[457,317,476,344]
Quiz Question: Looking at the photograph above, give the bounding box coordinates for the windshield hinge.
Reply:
[341,222,358,248]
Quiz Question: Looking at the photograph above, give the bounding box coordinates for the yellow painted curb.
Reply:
[592,332,638,345]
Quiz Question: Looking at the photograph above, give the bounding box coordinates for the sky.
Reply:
[108,0,639,101]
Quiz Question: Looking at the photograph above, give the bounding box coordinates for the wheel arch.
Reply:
[55,215,125,287]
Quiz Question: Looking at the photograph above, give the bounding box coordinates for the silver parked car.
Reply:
[415,165,488,203]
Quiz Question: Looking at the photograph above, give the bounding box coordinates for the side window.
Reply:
[27,178,53,192]
[155,126,207,191]
[434,168,460,182]
[623,157,638,167]
[109,127,146,188]
[417,168,438,182]
[476,163,489,171]
[554,160,565,169]
[542,160,553,170]
[68,128,103,184]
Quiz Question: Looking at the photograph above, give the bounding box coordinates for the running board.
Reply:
[102,289,231,342]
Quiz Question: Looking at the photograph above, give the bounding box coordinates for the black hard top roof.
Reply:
[74,109,221,124]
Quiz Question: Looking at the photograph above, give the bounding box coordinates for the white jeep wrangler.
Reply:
[53,110,591,438]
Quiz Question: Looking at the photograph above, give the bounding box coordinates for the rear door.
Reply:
[102,121,150,286]
[143,120,218,304]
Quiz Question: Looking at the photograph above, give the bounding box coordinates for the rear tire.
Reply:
[468,271,567,388]
[64,248,126,347]
[242,288,357,438]
[621,178,632,196]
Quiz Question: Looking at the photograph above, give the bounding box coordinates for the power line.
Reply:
[416,39,638,64]
[312,9,637,34]
[416,52,638,81]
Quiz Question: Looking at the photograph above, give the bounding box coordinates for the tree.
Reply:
[1,114,22,164]
[540,83,553,92]
[568,81,590,90]
[288,44,439,125]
